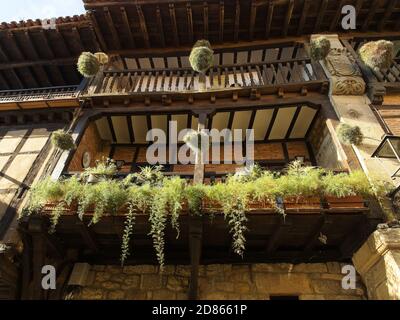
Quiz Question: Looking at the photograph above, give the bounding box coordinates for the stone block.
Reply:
[252,263,293,273]
[152,290,176,300]
[126,289,147,300]
[142,274,162,290]
[95,271,111,283]
[175,265,191,277]
[255,273,313,294]
[108,290,126,300]
[81,288,104,300]
[101,281,121,290]
[166,276,189,292]
[293,263,328,273]
[121,275,141,290]
[105,265,124,274]
[123,265,158,274]
[326,262,341,274]
[214,281,234,292]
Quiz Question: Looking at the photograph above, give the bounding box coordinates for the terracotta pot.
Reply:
[283,196,321,210]
[247,199,274,211]
[326,195,365,209]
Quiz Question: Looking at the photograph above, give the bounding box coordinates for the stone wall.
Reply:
[75,263,366,300]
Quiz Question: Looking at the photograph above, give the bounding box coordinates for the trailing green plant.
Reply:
[231,164,263,183]
[310,36,331,61]
[51,130,75,151]
[77,52,100,77]
[337,123,364,146]
[359,40,394,71]
[189,40,214,74]
[24,162,394,267]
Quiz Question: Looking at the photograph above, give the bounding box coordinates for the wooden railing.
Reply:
[83,57,327,98]
[0,85,82,110]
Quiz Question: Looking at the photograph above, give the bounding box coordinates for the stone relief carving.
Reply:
[324,48,366,95]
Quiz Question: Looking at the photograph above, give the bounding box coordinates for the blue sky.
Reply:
[1,0,85,22]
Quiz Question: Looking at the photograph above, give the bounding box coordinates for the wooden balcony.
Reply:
[82,57,328,105]
[0,85,81,111]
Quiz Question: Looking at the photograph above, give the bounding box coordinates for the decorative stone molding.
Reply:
[325,48,366,95]
[312,34,366,96]
[352,228,400,300]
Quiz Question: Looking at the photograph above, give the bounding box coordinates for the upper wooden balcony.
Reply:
[0,85,81,111]
[81,57,328,106]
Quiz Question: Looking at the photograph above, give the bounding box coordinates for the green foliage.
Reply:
[359,40,394,71]
[77,52,100,77]
[51,130,75,151]
[337,123,364,146]
[132,165,164,186]
[310,36,331,61]
[189,45,214,73]
[83,157,117,179]
[25,163,393,267]
[183,130,209,152]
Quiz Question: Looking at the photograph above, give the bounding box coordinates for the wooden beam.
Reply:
[88,10,108,51]
[234,0,240,42]
[169,4,180,47]
[219,1,224,42]
[136,5,150,48]
[378,0,396,31]
[329,0,345,32]
[266,217,292,254]
[362,0,380,32]
[104,7,121,49]
[186,3,194,44]
[314,0,328,33]
[249,0,257,41]
[297,0,310,36]
[203,2,209,40]
[285,106,301,139]
[0,57,77,71]
[107,116,117,142]
[77,219,100,253]
[265,0,274,38]
[71,27,85,53]
[120,6,135,48]
[264,108,278,141]
[283,0,294,37]
[156,6,166,47]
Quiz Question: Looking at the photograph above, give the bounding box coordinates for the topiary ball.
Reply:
[77,52,100,77]
[310,36,331,61]
[337,124,363,146]
[359,40,394,71]
[51,130,75,151]
[189,42,214,74]
[193,39,212,49]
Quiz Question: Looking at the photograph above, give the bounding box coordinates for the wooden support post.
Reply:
[188,113,207,300]
[28,216,47,300]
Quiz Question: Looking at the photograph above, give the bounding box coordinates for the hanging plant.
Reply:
[310,36,331,61]
[359,40,394,71]
[77,52,100,77]
[51,130,75,151]
[189,40,214,74]
[337,123,364,146]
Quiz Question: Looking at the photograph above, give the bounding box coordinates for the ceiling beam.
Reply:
[186,3,194,44]
[265,0,274,38]
[297,0,310,36]
[329,0,345,32]
[219,1,224,43]
[314,0,328,33]
[136,5,150,48]
[155,6,165,48]
[362,0,380,32]
[203,2,209,40]
[285,106,301,139]
[378,0,396,32]
[234,0,240,42]
[88,10,108,51]
[169,4,180,47]
[120,6,135,48]
[104,7,121,49]
[264,107,278,141]
[249,0,257,41]
[283,0,294,37]
[0,57,77,71]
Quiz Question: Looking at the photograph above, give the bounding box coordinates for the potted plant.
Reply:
[83,157,117,183]
[337,123,363,146]
[310,36,331,61]
[189,40,214,91]
[51,130,75,151]
[359,40,394,71]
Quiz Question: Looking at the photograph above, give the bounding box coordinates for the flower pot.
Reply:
[247,199,275,212]
[202,199,222,213]
[325,195,365,209]
[284,196,321,210]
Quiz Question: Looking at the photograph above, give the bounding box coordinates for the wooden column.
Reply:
[28,216,47,300]
[188,113,207,300]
